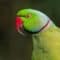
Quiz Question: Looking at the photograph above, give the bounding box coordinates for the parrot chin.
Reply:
[18,27,32,36]
[18,27,26,36]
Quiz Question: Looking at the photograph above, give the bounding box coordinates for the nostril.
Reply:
[16,16,23,31]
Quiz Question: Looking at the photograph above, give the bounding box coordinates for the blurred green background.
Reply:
[0,0,60,60]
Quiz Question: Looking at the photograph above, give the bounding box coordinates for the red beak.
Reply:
[16,16,23,31]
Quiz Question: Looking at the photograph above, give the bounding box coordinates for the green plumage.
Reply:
[16,9,60,60]
[32,24,60,60]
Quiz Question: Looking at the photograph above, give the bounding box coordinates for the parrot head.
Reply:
[16,9,51,35]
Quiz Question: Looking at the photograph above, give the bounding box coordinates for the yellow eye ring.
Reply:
[26,13,32,18]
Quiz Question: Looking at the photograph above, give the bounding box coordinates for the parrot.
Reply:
[16,9,60,60]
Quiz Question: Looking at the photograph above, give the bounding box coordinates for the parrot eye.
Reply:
[26,14,32,18]
[18,13,32,18]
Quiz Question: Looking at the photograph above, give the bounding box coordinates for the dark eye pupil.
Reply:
[26,14,31,18]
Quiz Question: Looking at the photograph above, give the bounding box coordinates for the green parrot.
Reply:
[16,9,60,60]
